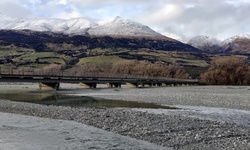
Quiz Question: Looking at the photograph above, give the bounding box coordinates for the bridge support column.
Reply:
[126,82,138,88]
[80,83,97,88]
[151,83,162,87]
[142,83,152,88]
[157,83,162,87]
[108,83,121,88]
[39,82,60,90]
[162,83,168,87]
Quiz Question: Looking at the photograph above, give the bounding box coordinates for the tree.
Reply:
[200,56,250,85]
[78,59,190,79]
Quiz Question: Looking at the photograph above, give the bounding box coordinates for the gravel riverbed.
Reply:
[1,84,250,149]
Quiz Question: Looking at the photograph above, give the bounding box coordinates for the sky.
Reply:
[0,0,250,41]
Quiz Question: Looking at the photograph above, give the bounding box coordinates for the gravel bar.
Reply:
[1,99,250,150]
[63,85,250,111]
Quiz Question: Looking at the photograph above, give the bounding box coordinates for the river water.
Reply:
[0,92,176,109]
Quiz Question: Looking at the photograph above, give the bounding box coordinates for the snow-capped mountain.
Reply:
[158,31,184,42]
[188,35,222,48]
[222,33,250,45]
[0,14,164,38]
[188,34,250,54]
[0,17,97,35]
[222,34,250,54]
[187,35,223,53]
[88,16,163,37]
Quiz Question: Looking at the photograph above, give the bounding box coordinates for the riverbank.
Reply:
[0,111,167,150]
[1,84,250,149]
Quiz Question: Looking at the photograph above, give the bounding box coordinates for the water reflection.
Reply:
[0,92,176,109]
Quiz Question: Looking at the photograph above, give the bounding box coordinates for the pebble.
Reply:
[1,99,250,149]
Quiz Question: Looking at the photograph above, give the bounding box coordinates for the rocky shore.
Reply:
[1,99,250,150]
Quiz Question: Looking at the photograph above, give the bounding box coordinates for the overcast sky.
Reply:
[0,0,249,41]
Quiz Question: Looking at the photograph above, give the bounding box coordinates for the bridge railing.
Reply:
[0,67,198,82]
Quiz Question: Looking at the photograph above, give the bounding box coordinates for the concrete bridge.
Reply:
[0,68,198,90]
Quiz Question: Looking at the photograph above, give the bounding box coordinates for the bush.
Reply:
[200,56,250,85]
[79,60,189,79]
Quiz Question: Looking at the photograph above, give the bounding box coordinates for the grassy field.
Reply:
[77,56,125,65]
[129,50,209,67]
[0,47,211,77]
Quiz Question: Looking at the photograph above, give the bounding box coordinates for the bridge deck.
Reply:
[0,74,198,84]
[0,68,198,89]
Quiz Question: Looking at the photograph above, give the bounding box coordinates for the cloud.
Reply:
[54,6,83,19]
[0,1,31,17]
[138,4,183,25]
[136,0,250,40]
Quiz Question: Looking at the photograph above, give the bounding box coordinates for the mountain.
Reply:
[223,34,250,54]
[0,13,207,78]
[0,29,199,53]
[223,33,250,44]
[88,16,164,37]
[0,14,164,38]
[0,29,207,77]
[188,34,250,55]
[0,13,201,54]
[187,35,223,53]
[0,16,97,35]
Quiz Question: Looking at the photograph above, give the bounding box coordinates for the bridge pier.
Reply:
[126,82,139,88]
[107,83,121,88]
[39,82,60,90]
[157,83,162,87]
[80,83,97,88]
[162,83,168,87]
[142,83,152,88]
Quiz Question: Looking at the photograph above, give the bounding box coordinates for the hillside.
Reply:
[0,30,207,77]
[0,13,212,78]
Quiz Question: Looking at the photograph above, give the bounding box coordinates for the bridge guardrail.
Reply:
[0,67,198,83]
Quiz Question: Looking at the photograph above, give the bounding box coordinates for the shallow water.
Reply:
[0,92,175,109]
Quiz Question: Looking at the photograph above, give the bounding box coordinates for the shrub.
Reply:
[200,56,250,85]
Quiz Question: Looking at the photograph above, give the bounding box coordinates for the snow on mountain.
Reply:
[0,16,97,35]
[88,16,164,37]
[188,34,250,51]
[159,31,185,42]
[187,34,250,53]
[188,35,223,48]
[63,18,98,34]
[187,35,224,53]
[222,33,250,45]
[0,14,164,38]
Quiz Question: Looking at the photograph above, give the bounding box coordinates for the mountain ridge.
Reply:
[0,13,165,38]
[188,34,250,54]
[0,29,198,53]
